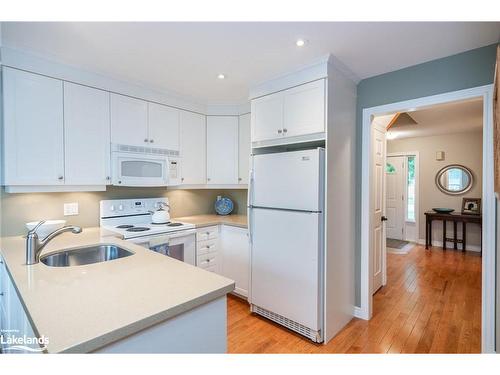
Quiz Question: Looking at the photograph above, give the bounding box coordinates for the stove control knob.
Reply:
[109,205,115,212]
[118,204,124,211]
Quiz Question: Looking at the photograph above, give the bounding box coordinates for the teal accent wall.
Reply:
[355,43,498,306]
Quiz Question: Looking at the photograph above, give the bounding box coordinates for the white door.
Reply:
[64,82,111,185]
[283,79,325,138]
[206,116,238,185]
[148,102,180,151]
[220,225,250,297]
[251,149,324,211]
[250,207,321,330]
[2,67,65,185]
[386,156,406,240]
[179,111,206,184]
[238,113,251,184]
[251,92,284,142]
[110,93,148,147]
[371,121,387,294]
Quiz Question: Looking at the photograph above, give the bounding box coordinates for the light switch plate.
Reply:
[64,202,79,216]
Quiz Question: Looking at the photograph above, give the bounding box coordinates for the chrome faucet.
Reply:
[26,221,82,265]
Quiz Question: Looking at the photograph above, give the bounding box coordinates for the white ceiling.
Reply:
[1,22,499,104]
[385,98,483,140]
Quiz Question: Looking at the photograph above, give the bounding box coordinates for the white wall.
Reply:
[388,131,483,250]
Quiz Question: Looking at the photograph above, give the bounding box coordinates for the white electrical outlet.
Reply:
[64,202,79,216]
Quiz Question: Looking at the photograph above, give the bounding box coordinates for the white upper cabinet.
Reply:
[64,82,111,185]
[180,111,206,185]
[238,113,251,184]
[251,79,326,144]
[110,93,148,147]
[206,116,239,185]
[251,92,284,142]
[148,102,180,151]
[283,79,325,137]
[2,67,65,185]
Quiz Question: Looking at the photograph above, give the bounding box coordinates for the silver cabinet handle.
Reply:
[144,138,149,143]
[58,176,64,180]
[150,139,154,143]
[181,177,184,182]
[118,180,122,184]
[277,129,282,134]
[207,178,211,182]
[106,176,111,181]
[283,128,287,133]
[238,177,242,181]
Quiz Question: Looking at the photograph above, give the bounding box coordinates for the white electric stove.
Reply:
[100,198,197,265]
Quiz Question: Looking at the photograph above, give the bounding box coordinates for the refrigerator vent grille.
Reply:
[252,305,321,342]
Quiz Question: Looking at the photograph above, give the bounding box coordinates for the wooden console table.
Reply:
[424,211,482,252]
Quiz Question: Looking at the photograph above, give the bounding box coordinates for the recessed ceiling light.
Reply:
[296,39,306,47]
[217,73,225,79]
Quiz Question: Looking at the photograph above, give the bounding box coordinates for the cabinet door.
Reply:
[283,79,325,138]
[148,102,180,151]
[110,93,148,147]
[251,92,283,142]
[238,113,251,184]
[3,67,64,185]
[64,82,111,185]
[206,116,238,185]
[179,111,206,184]
[221,225,250,297]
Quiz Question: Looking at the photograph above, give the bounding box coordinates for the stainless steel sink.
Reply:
[40,244,134,267]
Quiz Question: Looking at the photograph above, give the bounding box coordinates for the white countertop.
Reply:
[173,214,247,229]
[0,228,234,353]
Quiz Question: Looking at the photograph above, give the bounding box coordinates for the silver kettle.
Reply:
[150,202,171,224]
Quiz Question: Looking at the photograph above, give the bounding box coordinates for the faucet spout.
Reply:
[26,224,82,265]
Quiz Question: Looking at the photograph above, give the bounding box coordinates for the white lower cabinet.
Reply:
[196,226,220,273]
[0,255,40,354]
[220,225,250,298]
[195,224,250,298]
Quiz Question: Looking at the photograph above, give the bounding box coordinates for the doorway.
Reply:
[360,85,496,353]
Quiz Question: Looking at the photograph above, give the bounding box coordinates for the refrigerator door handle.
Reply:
[248,207,253,245]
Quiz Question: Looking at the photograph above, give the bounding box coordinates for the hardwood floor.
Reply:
[227,244,482,353]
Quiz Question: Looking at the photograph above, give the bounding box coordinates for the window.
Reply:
[407,156,416,222]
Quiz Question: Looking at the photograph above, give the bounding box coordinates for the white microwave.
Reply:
[111,144,176,187]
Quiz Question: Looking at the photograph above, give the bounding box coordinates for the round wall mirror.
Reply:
[435,164,473,195]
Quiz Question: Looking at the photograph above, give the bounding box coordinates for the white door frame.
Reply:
[359,84,496,353]
[387,151,420,243]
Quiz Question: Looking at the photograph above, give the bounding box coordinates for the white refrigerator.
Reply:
[248,148,325,342]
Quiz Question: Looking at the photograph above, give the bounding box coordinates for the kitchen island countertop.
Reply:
[0,227,234,353]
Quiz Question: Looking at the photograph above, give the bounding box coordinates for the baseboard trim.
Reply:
[353,306,367,320]
[417,238,481,252]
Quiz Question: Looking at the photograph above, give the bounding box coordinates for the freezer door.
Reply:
[251,148,324,211]
[250,207,322,330]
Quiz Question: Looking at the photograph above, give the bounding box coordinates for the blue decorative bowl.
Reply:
[215,197,234,216]
[432,208,455,214]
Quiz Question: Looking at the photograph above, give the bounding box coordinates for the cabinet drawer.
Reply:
[196,226,219,241]
[198,252,217,263]
[197,251,217,268]
[197,239,218,256]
